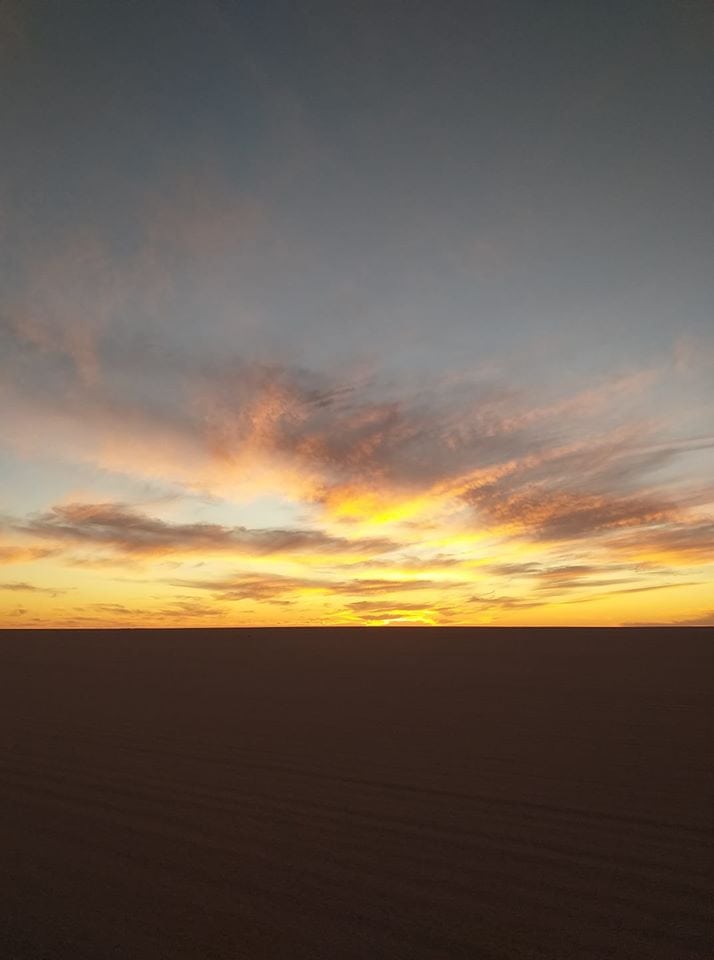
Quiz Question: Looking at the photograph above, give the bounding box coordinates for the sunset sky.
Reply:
[1,0,712,627]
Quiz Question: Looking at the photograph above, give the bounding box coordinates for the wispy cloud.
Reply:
[4,310,690,519]
[661,609,714,627]
[0,581,65,595]
[175,571,466,604]
[607,517,714,564]
[0,544,56,565]
[469,593,546,610]
[15,501,399,559]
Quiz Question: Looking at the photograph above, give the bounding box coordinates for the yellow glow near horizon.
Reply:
[2,530,711,627]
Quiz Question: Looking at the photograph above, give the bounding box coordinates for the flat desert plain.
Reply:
[0,627,712,959]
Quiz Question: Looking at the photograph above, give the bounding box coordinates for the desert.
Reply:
[1,627,711,958]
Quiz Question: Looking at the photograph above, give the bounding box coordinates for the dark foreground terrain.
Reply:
[0,627,712,959]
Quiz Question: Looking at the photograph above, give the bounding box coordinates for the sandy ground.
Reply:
[0,627,711,959]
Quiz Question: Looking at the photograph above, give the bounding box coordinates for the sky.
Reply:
[1,0,713,627]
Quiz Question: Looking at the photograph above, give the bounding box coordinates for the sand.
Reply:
[0,627,711,959]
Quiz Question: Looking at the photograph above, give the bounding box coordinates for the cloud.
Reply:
[346,600,440,613]
[16,501,399,558]
[662,610,714,627]
[176,571,465,604]
[338,553,464,571]
[336,577,460,595]
[485,561,543,578]
[595,581,701,597]
[460,432,687,542]
[479,559,699,603]
[187,358,534,507]
[82,600,224,621]
[525,564,643,594]
[607,518,714,564]
[486,489,670,541]
[0,544,56,565]
[342,599,455,625]
[4,304,677,518]
[172,572,322,603]
[0,581,64,595]
[469,593,545,610]
[4,232,119,385]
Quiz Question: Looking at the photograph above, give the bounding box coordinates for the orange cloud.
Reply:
[0,544,56,565]
[15,501,400,559]
[7,231,119,385]
[607,517,714,565]
[174,571,468,606]
[0,581,65,595]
